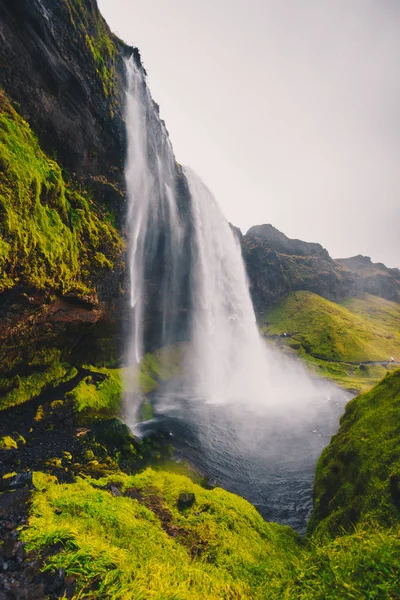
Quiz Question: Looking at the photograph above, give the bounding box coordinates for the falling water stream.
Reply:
[124,57,350,532]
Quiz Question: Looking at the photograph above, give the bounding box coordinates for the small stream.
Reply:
[138,379,351,534]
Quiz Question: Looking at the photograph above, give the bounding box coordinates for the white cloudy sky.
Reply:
[98,0,400,267]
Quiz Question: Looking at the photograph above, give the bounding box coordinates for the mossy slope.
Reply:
[4,366,400,598]
[0,90,123,295]
[21,467,400,599]
[308,369,400,539]
[22,469,299,599]
[262,291,400,391]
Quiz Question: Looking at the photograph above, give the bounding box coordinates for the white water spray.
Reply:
[124,57,184,416]
[184,167,330,415]
[184,167,263,403]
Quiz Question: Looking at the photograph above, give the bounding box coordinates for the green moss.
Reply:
[261,291,400,391]
[138,398,154,421]
[65,0,119,105]
[0,91,123,295]
[67,367,123,419]
[0,359,77,411]
[23,470,300,599]
[0,436,18,450]
[138,343,185,395]
[287,526,400,599]
[308,370,400,539]
[65,345,185,422]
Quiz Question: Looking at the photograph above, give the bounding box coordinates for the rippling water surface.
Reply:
[138,380,351,534]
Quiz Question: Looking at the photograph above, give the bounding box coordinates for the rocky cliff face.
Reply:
[0,0,192,408]
[242,225,400,313]
[0,0,128,213]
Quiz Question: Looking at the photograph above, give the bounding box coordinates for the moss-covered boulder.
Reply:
[23,469,301,599]
[21,466,400,599]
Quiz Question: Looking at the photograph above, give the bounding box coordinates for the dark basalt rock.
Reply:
[242,225,400,311]
[0,0,129,196]
[91,418,137,449]
[177,492,196,511]
[247,224,331,260]
[0,472,33,492]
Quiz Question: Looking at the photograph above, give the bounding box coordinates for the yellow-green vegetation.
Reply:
[0,342,184,414]
[342,293,400,338]
[67,367,123,419]
[0,359,77,411]
[301,357,394,393]
[308,369,400,540]
[0,435,18,450]
[0,90,123,294]
[24,470,300,599]
[0,432,26,450]
[65,344,185,421]
[138,343,185,394]
[65,0,118,103]
[287,526,400,599]
[22,465,400,599]
[262,291,400,391]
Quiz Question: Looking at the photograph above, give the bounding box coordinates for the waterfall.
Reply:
[124,56,186,417]
[183,167,331,413]
[124,57,335,418]
[123,68,349,530]
[184,167,265,403]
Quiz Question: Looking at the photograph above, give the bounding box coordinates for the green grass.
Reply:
[342,294,400,339]
[67,367,124,419]
[308,369,400,540]
[287,526,400,599]
[0,90,123,295]
[302,356,397,393]
[23,470,300,599]
[22,465,400,599]
[0,359,77,411]
[261,291,400,391]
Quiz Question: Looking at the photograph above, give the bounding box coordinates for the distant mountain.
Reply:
[246,224,331,260]
[242,224,400,311]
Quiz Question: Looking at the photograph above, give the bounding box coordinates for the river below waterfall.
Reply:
[138,379,351,534]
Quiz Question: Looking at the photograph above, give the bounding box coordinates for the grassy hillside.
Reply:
[17,458,400,599]
[308,369,400,541]
[261,291,400,391]
[23,470,299,599]
[3,362,400,598]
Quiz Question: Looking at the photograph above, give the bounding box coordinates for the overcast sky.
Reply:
[98,0,400,267]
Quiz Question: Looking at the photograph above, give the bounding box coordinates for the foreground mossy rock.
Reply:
[24,469,300,599]
[91,418,136,449]
[308,369,400,539]
[22,468,400,599]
